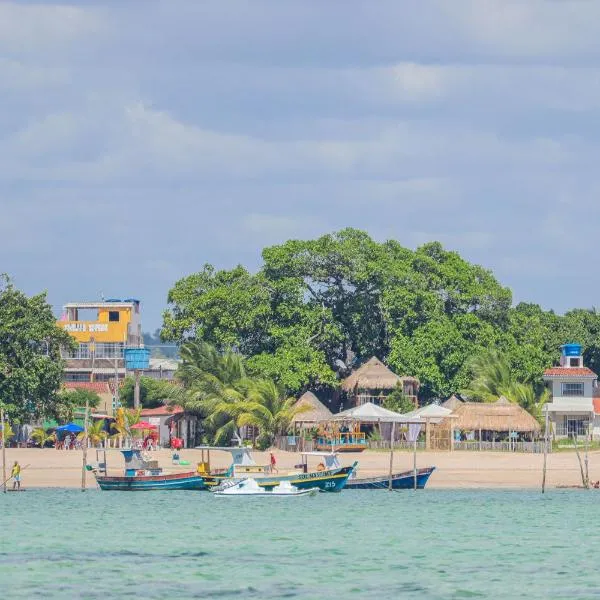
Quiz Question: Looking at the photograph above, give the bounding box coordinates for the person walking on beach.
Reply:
[11,461,21,491]
[270,452,278,473]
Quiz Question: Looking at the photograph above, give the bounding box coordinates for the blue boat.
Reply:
[94,449,205,491]
[305,451,435,490]
[345,467,436,490]
[196,447,356,493]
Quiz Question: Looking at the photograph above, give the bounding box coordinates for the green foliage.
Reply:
[120,376,176,409]
[161,229,600,401]
[31,427,55,447]
[462,349,550,420]
[174,340,310,446]
[383,383,416,414]
[78,420,107,447]
[55,388,101,422]
[0,421,15,444]
[0,275,74,422]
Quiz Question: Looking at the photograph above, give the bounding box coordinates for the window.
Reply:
[569,358,581,367]
[109,311,120,322]
[561,382,584,396]
[62,343,90,359]
[64,372,91,382]
[94,342,125,359]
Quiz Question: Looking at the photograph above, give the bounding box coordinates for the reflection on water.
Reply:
[0,489,599,599]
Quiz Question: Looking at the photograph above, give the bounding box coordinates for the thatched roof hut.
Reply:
[442,397,541,433]
[291,391,332,427]
[442,395,464,411]
[341,357,418,393]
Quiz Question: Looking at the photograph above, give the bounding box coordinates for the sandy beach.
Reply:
[1,447,598,489]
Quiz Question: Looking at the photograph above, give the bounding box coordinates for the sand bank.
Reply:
[1,447,598,489]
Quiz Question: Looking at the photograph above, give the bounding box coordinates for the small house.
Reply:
[543,344,597,439]
[140,404,197,448]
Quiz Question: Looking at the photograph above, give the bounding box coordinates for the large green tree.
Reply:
[0,276,74,422]
[161,230,600,402]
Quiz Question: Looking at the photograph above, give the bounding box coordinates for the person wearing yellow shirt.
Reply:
[11,461,21,490]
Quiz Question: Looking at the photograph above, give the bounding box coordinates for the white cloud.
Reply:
[0,3,104,56]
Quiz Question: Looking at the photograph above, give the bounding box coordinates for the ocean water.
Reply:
[1,488,598,599]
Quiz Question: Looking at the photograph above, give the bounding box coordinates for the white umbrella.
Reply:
[329,402,422,489]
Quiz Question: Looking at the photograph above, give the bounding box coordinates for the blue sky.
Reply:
[3,1,600,330]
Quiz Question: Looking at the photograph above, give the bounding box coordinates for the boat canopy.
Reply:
[195,446,256,466]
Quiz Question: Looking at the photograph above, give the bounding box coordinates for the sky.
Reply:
[3,1,600,331]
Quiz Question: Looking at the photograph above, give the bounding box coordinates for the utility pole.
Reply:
[81,398,89,492]
[542,407,549,494]
[134,370,141,410]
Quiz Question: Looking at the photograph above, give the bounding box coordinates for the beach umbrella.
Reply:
[130,421,157,430]
[55,423,84,433]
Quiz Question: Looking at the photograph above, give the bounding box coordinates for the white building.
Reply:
[543,344,597,439]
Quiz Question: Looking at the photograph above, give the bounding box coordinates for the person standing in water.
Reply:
[11,461,21,490]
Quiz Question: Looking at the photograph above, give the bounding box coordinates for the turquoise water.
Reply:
[1,489,599,599]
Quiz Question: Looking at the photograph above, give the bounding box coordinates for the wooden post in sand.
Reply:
[542,407,549,494]
[388,421,396,491]
[413,437,417,490]
[1,408,6,494]
[81,399,89,492]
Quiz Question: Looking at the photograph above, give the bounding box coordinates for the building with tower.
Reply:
[543,344,597,439]
[58,298,143,384]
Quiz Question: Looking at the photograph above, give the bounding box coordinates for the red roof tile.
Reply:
[543,367,597,377]
[63,382,112,393]
[140,405,184,417]
[594,399,600,415]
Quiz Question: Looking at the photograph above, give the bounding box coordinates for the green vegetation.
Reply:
[461,350,550,419]
[120,376,175,409]
[169,340,309,447]
[0,275,74,422]
[383,383,417,414]
[162,229,600,405]
[31,427,55,447]
[79,420,107,448]
[55,388,101,422]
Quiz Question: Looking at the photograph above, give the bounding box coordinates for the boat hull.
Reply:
[203,464,355,493]
[95,472,206,491]
[345,467,435,490]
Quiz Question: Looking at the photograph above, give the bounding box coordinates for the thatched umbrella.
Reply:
[291,392,332,429]
[442,395,464,411]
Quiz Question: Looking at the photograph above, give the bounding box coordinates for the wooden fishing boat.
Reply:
[345,467,436,490]
[93,449,205,491]
[308,451,435,490]
[196,446,356,493]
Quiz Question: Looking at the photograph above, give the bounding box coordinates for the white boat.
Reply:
[213,477,319,497]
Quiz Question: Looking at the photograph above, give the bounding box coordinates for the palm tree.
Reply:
[175,340,252,445]
[0,421,14,447]
[227,379,311,449]
[463,349,549,421]
[78,420,108,448]
[110,408,142,447]
[462,350,516,402]
[31,427,55,448]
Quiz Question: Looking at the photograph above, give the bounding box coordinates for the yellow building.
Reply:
[58,298,143,385]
